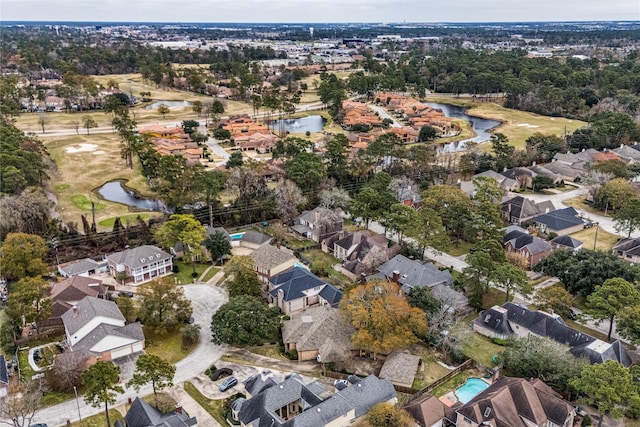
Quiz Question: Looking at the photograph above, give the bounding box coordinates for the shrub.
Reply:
[547,232,558,241]
[492,338,509,346]
[582,415,592,426]
[286,350,298,360]
[450,347,467,365]
[155,393,177,413]
[191,271,199,278]
[282,315,291,321]
[172,265,180,273]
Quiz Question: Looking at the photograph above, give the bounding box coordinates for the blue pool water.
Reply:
[230,232,246,240]
[455,378,489,404]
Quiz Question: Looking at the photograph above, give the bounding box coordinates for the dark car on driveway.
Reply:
[219,376,238,392]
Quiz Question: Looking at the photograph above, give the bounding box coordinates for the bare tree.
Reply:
[37,113,48,134]
[318,188,351,210]
[46,351,88,392]
[274,179,306,224]
[583,170,614,201]
[70,120,80,135]
[0,382,42,427]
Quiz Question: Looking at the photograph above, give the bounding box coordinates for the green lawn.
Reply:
[183,382,228,426]
[70,195,106,211]
[70,409,124,427]
[570,226,620,251]
[446,241,475,257]
[299,249,352,288]
[17,349,35,381]
[563,197,608,217]
[144,327,192,364]
[483,287,512,309]
[171,259,211,285]
[41,390,75,406]
[201,267,220,283]
[98,213,151,227]
[411,345,452,389]
[430,369,477,398]
[460,333,505,367]
[250,344,288,360]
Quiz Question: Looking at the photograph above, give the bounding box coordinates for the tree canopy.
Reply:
[137,278,193,332]
[82,361,124,427]
[210,296,280,346]
[224,256,261,298]
[127,354,176,401]
[0,233,48,282]
[586,278,640,340]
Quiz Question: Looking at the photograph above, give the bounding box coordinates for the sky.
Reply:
[2,0,639,23]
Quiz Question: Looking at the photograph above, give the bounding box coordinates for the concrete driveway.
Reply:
[27,284,228,427]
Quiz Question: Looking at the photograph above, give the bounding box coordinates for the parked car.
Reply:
[219,376,238,392]
[573,405,587,417]
[120,291,134,298]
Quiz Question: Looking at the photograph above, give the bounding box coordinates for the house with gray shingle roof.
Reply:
[49,275,109,326]
[62,296,144,362]
[503,229,552,267]
[269,267,342,315]
[291,207,343,243]
[232,373,396,427]
[501,196,555,224]
[379,351,422,388]
[550,235,583,251]
[613,237,640,264]
[474,302,632,367]
[281,306,355,363]
[531,207,585,235]
[542,161,587,182]
[371,255,453,294]
[250,244,299,288]
[57,258,103,278]
[117,396,197,427]
[106,245,172,285]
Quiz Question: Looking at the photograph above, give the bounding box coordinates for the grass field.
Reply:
[563,196,609,217]
[411,344,453,389]
[70,409,124,427]
[183,382,228,425]
[98,213,151,227]
[424,95,586,149]
[172,259,212,285]
[570,226,620,251]
[144,327,192,364]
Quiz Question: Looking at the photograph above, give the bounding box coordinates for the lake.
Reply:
[269,115,326,134]
[97,181,170,212]
[426,102,501,152]
[143,100,194,110]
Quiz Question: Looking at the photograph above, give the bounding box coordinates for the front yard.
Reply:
[144,327,193,364]
[570,226,620,251]
[183,382,228,425]
[171,259,212,285]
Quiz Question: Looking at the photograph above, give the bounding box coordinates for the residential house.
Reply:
[474,302,632,366]
[57,258,103,278]
[501,196,555,224]
[529,164,564,185]
[552,148,600,166]
[291,207,343,243]
[281,306,355,363]
[542,161,587,182]
[451,377,574,427]
[550,235,583,251]
[62,296,145,362]
[250,243,299,291]
[378,351,422,388]
[232,373,397,427]
[474,170,519,192]
[404,393,447,427]
[202,226,231,262]
[269,267,342,315]
[613,237,640,263]
[106,245,173,285]
[323,231,392,279]
[612,144,640,164]
[531,207,585,235]
[503,229,553,267]
[372,255,454,294]
[501,167,537,189]
[116,396,197,427]
[49,275,109,326]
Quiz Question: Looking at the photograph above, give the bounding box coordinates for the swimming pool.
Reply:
[455,378,489,404]
[229,232,246,240]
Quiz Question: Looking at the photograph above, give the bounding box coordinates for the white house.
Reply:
[106,245,173,285]
[62,296,144,362]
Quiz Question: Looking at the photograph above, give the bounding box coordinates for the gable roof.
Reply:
[404,393,447,427]
[613,237,640,256]
[106,245,172,270]
[374,255,453,292]
[379,351,422,387]
[501,196,555,221]
[475,303,632,366]
[61,296,125,337]
[58,258,101,276]
[281,306,354,362]
[269,267,339,303]
[241,230,272,245]
[532,207,584,232]
[456,377,572,427]
[551,234,583,249]
[51,275,107,302]
[543,161,586,179]
[72,322,144,355]
[125,396,197,427]
[503,230,552,255]
[250,244,297,271]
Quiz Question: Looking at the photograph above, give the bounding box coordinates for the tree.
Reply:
[339,281,427,359]
[0,382,42,427]
[225,151,244,169]
[70,120,80,135]
[407,286,441,316]
[0,188,52,239]
[284,152,326,191]
[535,285,574,319]
[82,361,124,427]
[181,324,200,350]
[157,103,170,119]
[383,203,419,244]
[613,198,640,238]
[210,296,281,346]
[138,278,193,332]
[6,277,51,330]
[103,93,130,117]
[586,278,640,340]
[82,115,98,134]
[37,113,48,134]
[461,250,498,309]
[127,354,176,404]
[224,256,261,298]
[0,233,48,282]
[570,361,639,427]
[525,133,566,163]
[491,133,515,171]
[208,99,225,123]
[594,178,636,213]
[274,179,306,224]
[204,231,232,265]
[418,125,437,141]
[192,100,203,117]
[46,351,88,392]
[368,403,414,427]
[155,214,206,275]
[533,249,640,296]
[412,206,450,253]
[318,188,351,211]
[617,306,640,345]
[490,263,531,302]
[115,296,137,323]
[502,335,587,396]
[181,120,200,135]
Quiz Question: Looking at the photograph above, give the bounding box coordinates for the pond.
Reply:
[269,115,326,134]
[426,102,501,152]
[142,100,194,110]
[97,181,170,212]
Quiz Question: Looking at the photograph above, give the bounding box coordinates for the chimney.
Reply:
[175,404,183,414]
[391,270,400,283]
[72,306,78,318]
[276,242,281,249]
[359,273,367,284]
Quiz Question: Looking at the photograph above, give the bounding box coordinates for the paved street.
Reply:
[28,284,228,427]
[368,104,402,128]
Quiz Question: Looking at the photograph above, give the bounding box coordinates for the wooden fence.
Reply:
[404,358,475,403]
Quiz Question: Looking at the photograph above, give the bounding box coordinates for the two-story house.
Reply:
[291,207,343,243]
[250,244,300,295]
[268,267,342,315]
[106,245,173,285]
[503,229,553,268]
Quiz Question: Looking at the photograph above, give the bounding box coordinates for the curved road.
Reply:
[28,284,228,427]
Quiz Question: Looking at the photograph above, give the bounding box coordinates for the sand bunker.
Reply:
[65,143,99,153]
[516,123,540,128]
[92,150,106,155]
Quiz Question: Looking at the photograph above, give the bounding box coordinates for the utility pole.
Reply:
[593,222,599,250]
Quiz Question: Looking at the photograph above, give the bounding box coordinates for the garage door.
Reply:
[131,341,144,353]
